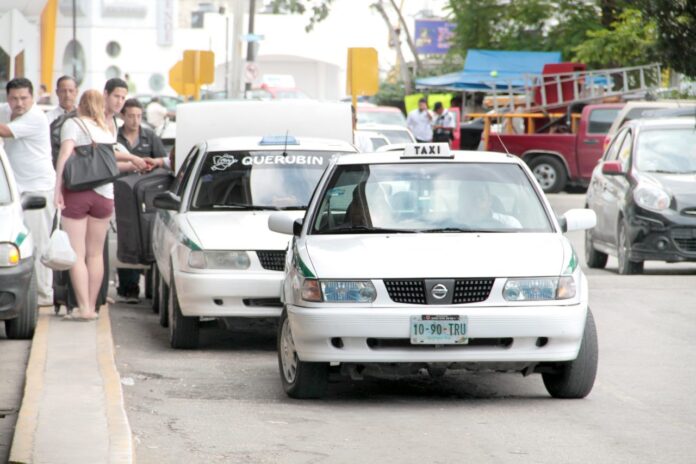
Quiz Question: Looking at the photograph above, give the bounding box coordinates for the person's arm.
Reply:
[114,149,148,171]
[0,124,13,138]
[54,138,75,209]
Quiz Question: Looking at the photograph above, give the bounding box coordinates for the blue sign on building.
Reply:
[414,20,455,55]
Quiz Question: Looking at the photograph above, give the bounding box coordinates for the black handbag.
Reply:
[62,118,120,191]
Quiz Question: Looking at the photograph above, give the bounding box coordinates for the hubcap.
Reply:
[280,317,298,383]
[533,164,556,190]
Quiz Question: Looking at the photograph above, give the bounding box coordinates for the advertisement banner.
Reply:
[414,19,455,55]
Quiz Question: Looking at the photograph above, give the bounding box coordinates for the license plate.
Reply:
[410,315,468,345]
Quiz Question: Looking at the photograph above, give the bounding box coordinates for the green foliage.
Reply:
[268,0,334,32]
[572,8,657,68]
[644,0,696,78]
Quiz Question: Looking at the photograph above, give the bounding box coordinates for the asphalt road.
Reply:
[110,193,696,464]
[0,325,30,463]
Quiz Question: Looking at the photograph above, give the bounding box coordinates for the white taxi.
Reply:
[152,135,356,348]
[0,146,45,339]
[268,143,599,399]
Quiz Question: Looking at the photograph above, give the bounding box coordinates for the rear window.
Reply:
[587,108,620,134]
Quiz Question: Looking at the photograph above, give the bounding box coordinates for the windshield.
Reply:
[0,160,10,205]
[636,128,696,174]
[190,150,347,210]
[312,162,552,234]
[380,129,415,144]
[357,110,407,127]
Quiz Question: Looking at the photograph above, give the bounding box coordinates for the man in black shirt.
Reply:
[116,99,168,303]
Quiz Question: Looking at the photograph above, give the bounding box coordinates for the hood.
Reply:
[305,233,566,279]
[185,211,303,250]
[637,172,696,209]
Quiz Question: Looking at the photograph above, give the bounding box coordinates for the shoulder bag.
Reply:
[62,117,120,191]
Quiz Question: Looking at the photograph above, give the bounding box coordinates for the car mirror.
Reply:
[560,209,597,233]
[21,195,46,210]
[602,160,624,175]
[153,191,181,211]
[269,213,303,236]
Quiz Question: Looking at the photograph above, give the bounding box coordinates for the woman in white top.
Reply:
[54,90,139,320]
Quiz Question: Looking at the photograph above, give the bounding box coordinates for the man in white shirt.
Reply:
[432,102,456,145]
[406,98,433,143]
[0,78,57,306]
[45,75,78,124]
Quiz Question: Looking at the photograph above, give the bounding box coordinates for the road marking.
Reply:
[8,307,50,464]
[97,305,135,464]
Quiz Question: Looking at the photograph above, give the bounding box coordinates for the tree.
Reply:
[572,8,657,69]
[268,0,335,32]
[643,0,696,78]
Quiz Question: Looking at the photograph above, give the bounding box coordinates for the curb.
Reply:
[8,306,135,463]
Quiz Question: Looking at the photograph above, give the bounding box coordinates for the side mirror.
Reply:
[269,213,303,236]
[602,160,624,175]
[560,209,597,233]
[21,195,46,210]
[153,191,181,211]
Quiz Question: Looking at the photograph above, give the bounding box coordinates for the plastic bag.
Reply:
[41,213,76,271]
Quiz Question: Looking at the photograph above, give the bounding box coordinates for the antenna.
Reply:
[493,120,512,156]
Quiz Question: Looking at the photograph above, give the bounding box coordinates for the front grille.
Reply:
[256,250,286,271]
[453,279,495,304]
[671,228,696,253]
[384,280,427,304]
[383,278,494,304]
[367,338,513,349]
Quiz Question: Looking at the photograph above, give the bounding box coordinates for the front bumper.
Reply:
[174,269,283,317]
[287,303,587,363]
[627,210,696,262]
[0,258,34,320]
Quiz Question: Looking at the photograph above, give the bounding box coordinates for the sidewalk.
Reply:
[9,306,133,464]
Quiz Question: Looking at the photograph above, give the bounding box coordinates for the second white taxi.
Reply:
[269,143,599,399]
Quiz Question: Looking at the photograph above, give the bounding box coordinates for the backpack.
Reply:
[49,110,77,168]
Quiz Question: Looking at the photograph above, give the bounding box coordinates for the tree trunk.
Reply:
[388,0,421,74]
[373,1,412,93]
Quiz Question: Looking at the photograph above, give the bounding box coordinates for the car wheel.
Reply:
[585,229,607,269]
[617,221,644,275]
[528,156,567,193]
[5,272,38,340]
[542,309,598,399]
[158,274,169,328]
[168,276,199,349]
[151,264,160,313]
[278,309,328,399]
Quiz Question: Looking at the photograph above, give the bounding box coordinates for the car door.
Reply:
[576,106,622,179]
[589,129,626,243]
[604,130,634,246]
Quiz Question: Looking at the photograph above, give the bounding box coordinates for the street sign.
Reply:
[183,50,215,85]
[241,33,265,42]
[346,47,378,108]
[168,60,197,97]
[244,62,259,84]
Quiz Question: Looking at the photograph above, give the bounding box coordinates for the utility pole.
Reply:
[225,15,229,98]
[72,0,76,78]
[227,0,246,99]
[244,0,256,93]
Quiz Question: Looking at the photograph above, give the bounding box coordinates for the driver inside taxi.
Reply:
[458,182,522,229]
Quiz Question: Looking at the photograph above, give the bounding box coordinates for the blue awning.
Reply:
[416,49,562,91]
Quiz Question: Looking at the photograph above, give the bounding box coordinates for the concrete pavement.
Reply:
[9,306,133,464]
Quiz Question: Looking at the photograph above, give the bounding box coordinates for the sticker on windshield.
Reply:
[211,154,239,171]
[241,155,325,166]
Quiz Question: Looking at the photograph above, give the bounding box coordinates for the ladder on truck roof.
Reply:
[488,63,664,114]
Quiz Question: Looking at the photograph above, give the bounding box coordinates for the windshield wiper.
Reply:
[644,169,688,174]
[420,227,506,233]
[210,203,281,211]
[325,225,416,234]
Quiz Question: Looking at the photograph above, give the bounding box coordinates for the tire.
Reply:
[168,276,199,349]
[277,309,328,399]
[528,156,567,193]
[617,220,643,275]
[145,267,153,300]
[543,309,598,399]
[158,274,169,327]
[151,265,160,313]
[585,229,607,269]
[6,272,38,340]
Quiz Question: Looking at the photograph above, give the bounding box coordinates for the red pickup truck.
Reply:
[486,103,624,193]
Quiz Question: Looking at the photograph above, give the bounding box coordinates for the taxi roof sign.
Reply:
[259,135,299,146]
[401,143,453,159]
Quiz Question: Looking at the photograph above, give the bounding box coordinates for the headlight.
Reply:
[0,243,20,267]
[300,279,377,303]
[633,184,670,211]
[188,251,251,270]
[503,276,576,301]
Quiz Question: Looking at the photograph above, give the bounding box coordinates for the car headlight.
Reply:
[188,251,251,270]
[633,184,670,211]
[301,279,377,303]
[0,243,20,267]
[503,276,576,301]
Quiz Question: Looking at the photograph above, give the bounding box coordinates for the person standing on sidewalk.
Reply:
[407,98,433,143]
[115,98,167,303]
[0,78,56,307]
[54,90,139,320]
[46,75,78,124]
[432,102,456,145]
